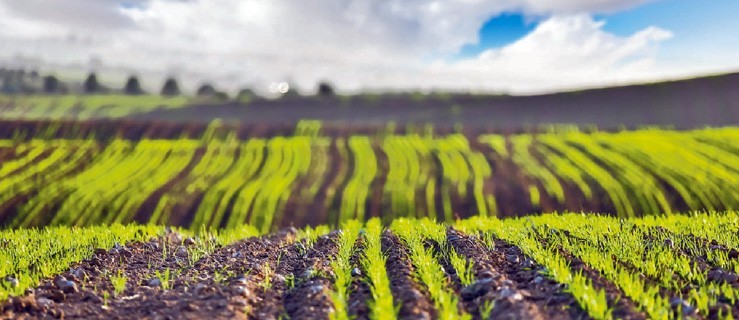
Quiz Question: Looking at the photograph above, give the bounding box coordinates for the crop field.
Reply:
[2,212,739,319]
[0,123,736,231]
[1,115,737,319]
[0,95,189,120]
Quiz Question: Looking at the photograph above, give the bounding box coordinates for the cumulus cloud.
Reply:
[0,0,718,94]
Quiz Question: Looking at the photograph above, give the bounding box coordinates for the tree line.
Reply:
[0,68,336,99]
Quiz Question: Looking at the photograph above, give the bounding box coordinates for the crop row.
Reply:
[0,127,737,229]
[5,211,739,319]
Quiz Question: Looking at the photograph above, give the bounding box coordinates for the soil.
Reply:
[5,226,739,319]
[381,230,437,319]
[346,235,371,320]
[446,228,585,320]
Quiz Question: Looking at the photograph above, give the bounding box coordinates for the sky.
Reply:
[0,0,737,95]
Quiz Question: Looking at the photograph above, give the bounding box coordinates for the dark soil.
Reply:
[1,228,297,320]
[381,230,437,319]
[446,228,585,320]
[6,225,739,319]
[346,235,371,320]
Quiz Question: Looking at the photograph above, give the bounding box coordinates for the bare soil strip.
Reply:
[446,228,583,320]
[1,229,296,320]
[281,232,340,320]
[381,230,437,319]
[346,235,371,320]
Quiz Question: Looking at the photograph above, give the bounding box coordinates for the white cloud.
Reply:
[0,0,732,94]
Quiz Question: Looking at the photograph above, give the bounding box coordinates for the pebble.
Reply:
[147,278,162,287]
[505,254,519,264]
[184,237,197,246]
[308,284,324,295]
[119,248,133,257]
[350,267,362,277]
[69,268,86,281]
[532,276,545,284]
[521,258,535,269]
[232,285,250,297]
[55,279,78,294]
[175,246,188,257]
[447,234,462,243]
[460,278,494,300]
[5,276,19,288]
[669,297,698,316]
[498,286,524,301]
[36,297,54,309]
[231,251,243,259]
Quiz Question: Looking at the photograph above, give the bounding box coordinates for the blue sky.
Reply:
[460,0,738,66]
[0,0,737,94]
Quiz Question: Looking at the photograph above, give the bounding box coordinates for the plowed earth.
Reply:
[6,225,736,320]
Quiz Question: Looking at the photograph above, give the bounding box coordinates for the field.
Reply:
[3,212,739,319]
[1,82,738,319]
[0,121,736,232]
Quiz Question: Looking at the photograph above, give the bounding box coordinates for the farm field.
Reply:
[0,122,736,231]
[0,95,190,120]
[3,212,739,319]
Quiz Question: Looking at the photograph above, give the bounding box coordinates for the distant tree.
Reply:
[43,75,60,93]
[236,88,256,102]
[196,83,216,97]
[213,91,230,101]
[123,76,145,95]
[83,72,101,93]
[160,77,180,96]
[317,82,335,97]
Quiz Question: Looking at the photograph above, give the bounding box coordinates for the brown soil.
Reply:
[346,235,371,320]
[1,228,297,319]
[6,225,739,319]
[381,230,437,319]
[446,228,585,320]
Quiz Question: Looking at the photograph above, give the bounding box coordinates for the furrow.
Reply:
[381,230,437,319]
[446,228,583,320]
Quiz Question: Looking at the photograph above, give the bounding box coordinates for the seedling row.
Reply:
[0,127,736,230]
[3,211,739,319]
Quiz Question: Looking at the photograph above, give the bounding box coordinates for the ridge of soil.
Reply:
[446,228,585,320]
[381,230,437,319]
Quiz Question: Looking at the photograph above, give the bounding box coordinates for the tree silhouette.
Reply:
[196,83,216,96]
[43,75,60,93]
[160,77,180,96]
[84,73,101,93]
[124,76,145,95]
[317,82,335,97]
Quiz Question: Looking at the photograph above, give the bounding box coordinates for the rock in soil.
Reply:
[461,278,494,300]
